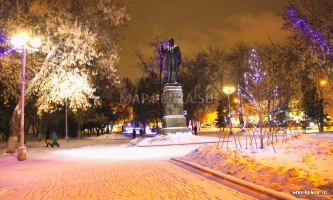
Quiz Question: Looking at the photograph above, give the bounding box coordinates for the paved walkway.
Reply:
[0,140,255,200]
[3,131,330,199]
[0,136,266,200]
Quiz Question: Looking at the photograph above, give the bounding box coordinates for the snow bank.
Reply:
[130,132,219,146]
[177,134,333,199]
[84,133,128,140]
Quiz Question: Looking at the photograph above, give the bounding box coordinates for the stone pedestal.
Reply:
[159,83,190,134]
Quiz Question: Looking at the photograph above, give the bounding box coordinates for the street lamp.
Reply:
[11,32,41,161]
[223,86,235,135]
[66,98,68,141]
[319,79,327,132]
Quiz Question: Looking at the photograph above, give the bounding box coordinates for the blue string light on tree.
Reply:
[0,34,16,57]
[0,48,17,56]
[238,50,280,149]
[146,41,170,73]
[238,49,278,112]
[0,34,9,42]
[287,8,332,55]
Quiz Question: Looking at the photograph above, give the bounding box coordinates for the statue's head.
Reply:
[168,38,174,46]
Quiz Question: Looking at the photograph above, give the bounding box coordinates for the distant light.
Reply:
[320,80,327,87]
[30,37,41,48]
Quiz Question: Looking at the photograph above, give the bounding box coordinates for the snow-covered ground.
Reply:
[128,132,333,199]
[0,132,332,199]
[176,134,333,199]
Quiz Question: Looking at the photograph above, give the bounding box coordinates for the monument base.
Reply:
[162,115,186,127]
[159,84,189,134]
[158,127,190,134]
[159,115,190,134]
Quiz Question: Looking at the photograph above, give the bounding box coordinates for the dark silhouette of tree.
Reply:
[178,51,214,128]
[132,73,160,133]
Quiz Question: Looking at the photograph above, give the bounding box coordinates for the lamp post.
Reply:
[65,98,68,141]
[223,86,235,135]
[319,80,327,132]
[11,33,41,161]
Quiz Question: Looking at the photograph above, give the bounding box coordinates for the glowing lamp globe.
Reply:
[223,86,235,95]
[320,80,327,87]
[11,33,30,47]
[30,37,42,48]
[11,33,41,49]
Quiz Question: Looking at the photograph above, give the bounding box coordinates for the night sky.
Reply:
[118,0,291,81]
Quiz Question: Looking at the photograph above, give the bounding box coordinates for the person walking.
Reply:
[51,130,60,147]
[132,128,136,140]
[194,125,198,135]
[139,128,144,138]
[45,127,52,147]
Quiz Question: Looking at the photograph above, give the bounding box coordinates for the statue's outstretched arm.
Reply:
[159,43,166,54]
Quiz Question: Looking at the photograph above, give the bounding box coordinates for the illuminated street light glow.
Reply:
[12,33,41,49]
[223,86,235,95]
[11,33,29,47]
[233,97,239,104]
[30,37,42,49]
[320,80,327,87]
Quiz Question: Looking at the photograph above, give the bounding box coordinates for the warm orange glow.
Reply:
[233,98,239,103]
[320,80,327,87]
[202,111,217,123]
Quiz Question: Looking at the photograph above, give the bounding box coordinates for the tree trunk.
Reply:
[77,122,82,139]
[4,104,20,153]
[38,116,42,142]
[32,121,38,137]
[259,114,264,149]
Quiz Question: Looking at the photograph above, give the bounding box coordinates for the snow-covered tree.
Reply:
[0,0,130,153]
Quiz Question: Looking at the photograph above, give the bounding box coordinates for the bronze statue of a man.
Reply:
[161,38,181,83]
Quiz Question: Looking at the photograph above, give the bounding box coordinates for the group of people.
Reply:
[132,128,144,139]
[45,127,60,147]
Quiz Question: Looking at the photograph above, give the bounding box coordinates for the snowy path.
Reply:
[0,137,257,200]
[0,157,256,200]
[3,132,331,199]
